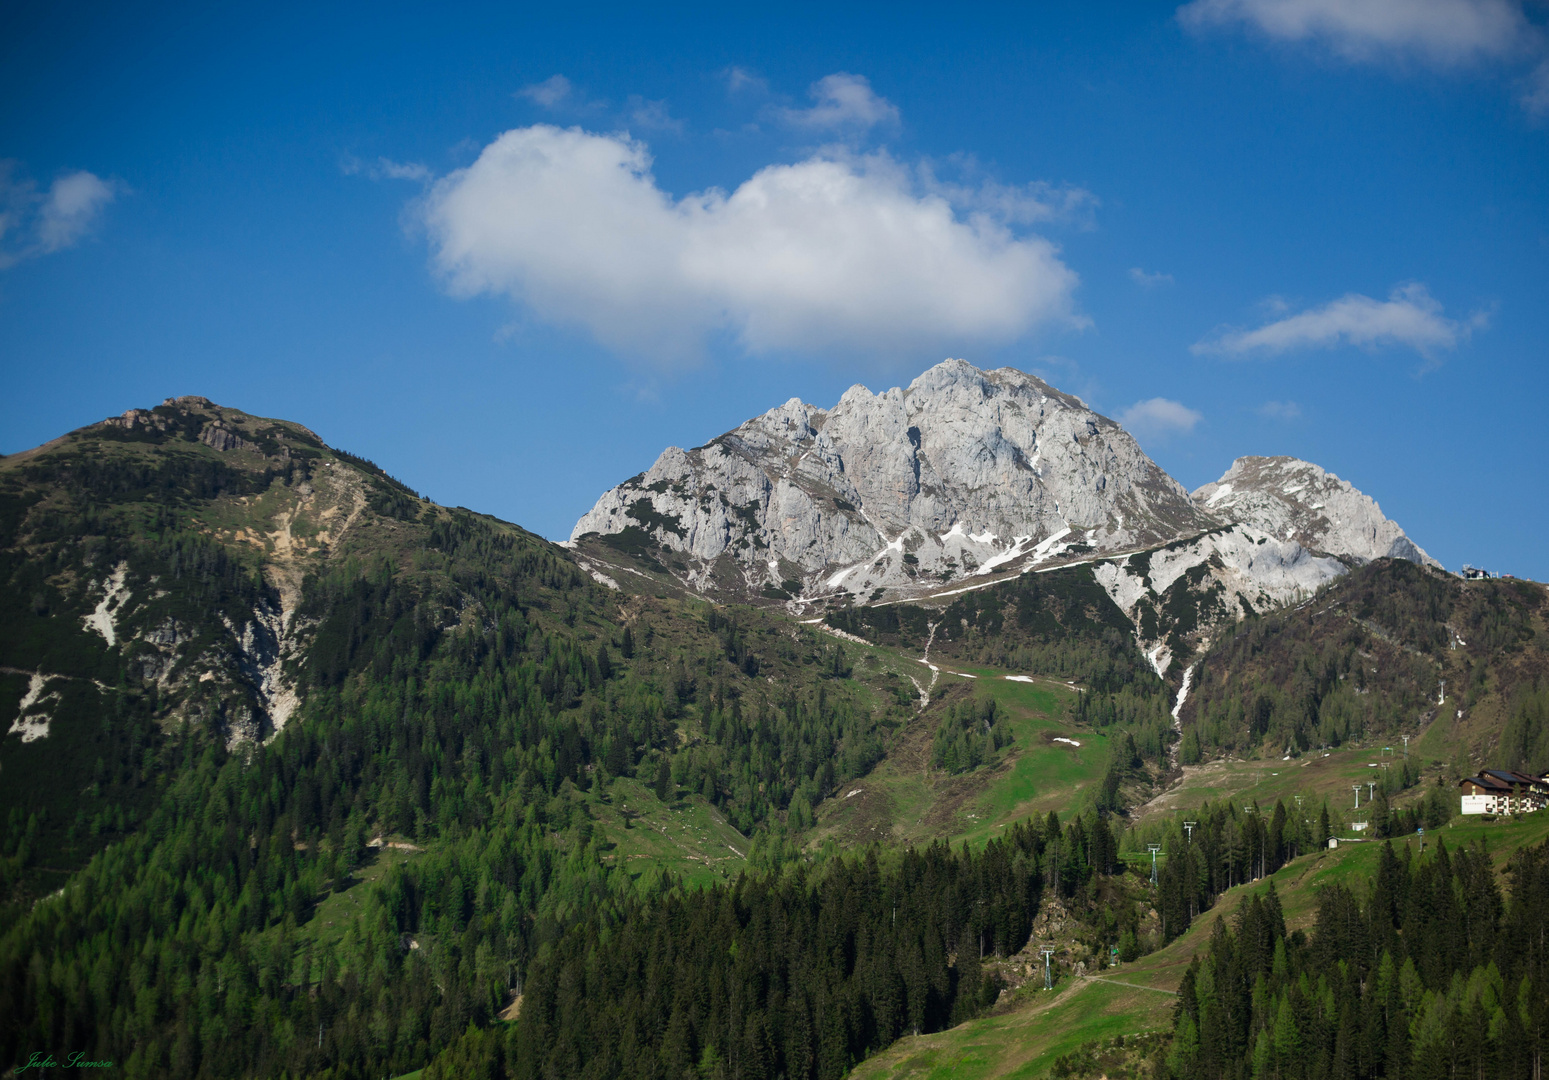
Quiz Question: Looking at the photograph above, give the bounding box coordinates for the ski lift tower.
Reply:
[1402,735,1410,759]
[1183,821,1197,843]
[1042,948,1055,989]
[1352,784,1362,810]
[1148,844,1162,886]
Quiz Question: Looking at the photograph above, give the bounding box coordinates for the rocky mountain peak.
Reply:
[1193,456,1437,567]
[571,358,1213,601]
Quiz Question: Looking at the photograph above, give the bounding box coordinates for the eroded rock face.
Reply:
[1193,457,1437,568]
[199,423,253,453]
[572,359,1214,599]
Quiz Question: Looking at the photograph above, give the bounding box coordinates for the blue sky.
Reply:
[2,1,1546,576]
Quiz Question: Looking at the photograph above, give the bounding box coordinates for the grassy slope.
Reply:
[809,643,1102,850]
[849,809,1549,1080]
[591,777,751,887]
[273,770,762,950]
[1136,743,1435,826]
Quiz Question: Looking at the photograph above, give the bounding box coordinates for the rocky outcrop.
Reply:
[199,423,254,453]
[95,396,324,463]
[1193,456,1437,568]
[572,359,1214,600]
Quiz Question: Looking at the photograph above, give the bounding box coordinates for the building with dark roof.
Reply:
[1460,769,1548,815]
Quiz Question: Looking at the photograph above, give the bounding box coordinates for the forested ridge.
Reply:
[1181,561,1549,769]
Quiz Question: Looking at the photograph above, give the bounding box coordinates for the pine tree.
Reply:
[654,757,673,803]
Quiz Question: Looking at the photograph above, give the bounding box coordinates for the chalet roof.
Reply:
[1482,769,1547,789]
[1461,774,1512,792]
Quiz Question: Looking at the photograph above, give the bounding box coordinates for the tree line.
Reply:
[1167,836,1549,1080]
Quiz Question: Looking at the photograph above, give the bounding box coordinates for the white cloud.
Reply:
[1193,283,1486,359]
[416,124,1083,362]
[1178,0,1537,66]
[1117,398,1204,437]
[518,76,681,132]
[519,75,575,108]
[0,163,117,269]
[1130,267,1175,288]
[1257,400,1303,419]
[777,73,900,131]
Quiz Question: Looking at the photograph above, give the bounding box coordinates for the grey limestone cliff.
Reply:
[1193,456,1437,568]
[571,359,1213,600]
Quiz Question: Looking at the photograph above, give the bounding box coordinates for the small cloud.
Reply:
[777,73,900,131]
[724,66,768,95]
[1257,400,1302,420]
[1178,0,1549,114]
[1117,397,1203,437]
[1032,353,1080,371]
[918,159,1098,228]
[375,159,433,182]
[0,162,118,270]
[1193,282,1488,361]
[626,95,684,134]
[518,75,575,109]
[1026,355,1103,405]
[1177,0,1536,67]
[1129,267,1174,288]
[340,155,434,183]
[37,170,117,253]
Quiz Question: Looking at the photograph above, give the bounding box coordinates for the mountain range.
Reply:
[3,363,1544,1080]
